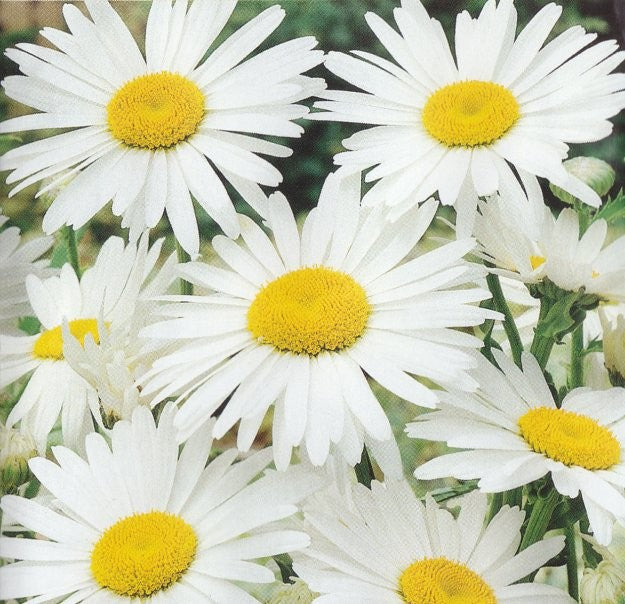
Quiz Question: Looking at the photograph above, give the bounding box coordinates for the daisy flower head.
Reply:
[140,171,498,471]
[473,174,625,301]
[410,350,625,545]
[0,234,174,452]
[0,404,325,603]
[314,0,625,232]
[293,479,573,603]
[0,0,325,254]
[0,211,55,334]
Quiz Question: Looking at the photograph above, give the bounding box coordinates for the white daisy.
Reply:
[293,479,572,603]
[0,0,325,254]
[313,0,625,232]
[410,350,625,545]
[0,211,55,335]
[474,175,625,301]
[0,234,174,452]
[0,404,324,603]
[140,171,498,470]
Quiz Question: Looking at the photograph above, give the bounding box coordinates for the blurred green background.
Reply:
[1,0,624,483]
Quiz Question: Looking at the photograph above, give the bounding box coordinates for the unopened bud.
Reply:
[599,310,625,387]
[581,559,625,604]
[0,423,37,494]
[268,579,317,604]
[550,157,615,205]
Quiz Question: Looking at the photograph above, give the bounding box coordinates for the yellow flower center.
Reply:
[107,71,205,149]
[400,557,496,604]
[422,80,520,148]
[530,255,546,271]
[247,267,371,355]
[519,407,621,470]
[91,511,197,598]
[33,318,102,360]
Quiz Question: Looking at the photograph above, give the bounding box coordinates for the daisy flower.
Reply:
[474,174,625,301]
[410,350,625,545]
[313,0,625,231]
[0,211,55,334]
[0,404,324,603]
[140,172,498,470]
[0,0,325,254]
[293,479,572,603]
[0,234,174,452]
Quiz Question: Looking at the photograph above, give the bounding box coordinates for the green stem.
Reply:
[570,324,584,391]
[564,523,579,601]
[529,296,556,369]
[355,445,375,488]
[503,486,523,510]
[487,492,504,523]
[176,242,193,296]
[519,488,560,553]
[486,272,524,367]
[64,226,81,278]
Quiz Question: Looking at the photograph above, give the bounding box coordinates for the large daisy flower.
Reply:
[0,404,324,603]
[410,350,625,545]
[313,0,625,231]
[140,172,498,469]
[0,0,325,254]
[293,479,572,603]
[0,234,174,452]
[474,175,625,301]
[0,211,55,335]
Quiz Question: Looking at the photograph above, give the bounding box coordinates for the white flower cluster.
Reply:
[1,0,625,602]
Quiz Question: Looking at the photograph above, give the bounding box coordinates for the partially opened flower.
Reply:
[474,175,625,301]
[313,0,625,232]
[0,405,324,603]
[293,479,572,603]
[140,172,497,470]
[0,234,174,451]
[0,211,55,334]
[0,0,325,254]
[410,350,625,545]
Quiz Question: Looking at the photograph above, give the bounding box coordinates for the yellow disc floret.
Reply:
[33,318,102,360]
[107,71,205,149]
[91,511,197,598]
[530,255,546,271]
[247,267,371,355]
[519,407,621,470]
[400,557,496,604]
[422,80,520,148]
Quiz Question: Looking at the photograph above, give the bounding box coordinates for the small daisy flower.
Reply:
[0,0,325,254]
[293,479,572,603]
[140,172,498,470]
[0,404,324,603]
[0,234,174,452]
[410,350,625,545]
[313,0,625,231]
[474,176,625,300]
[0,211,55,334]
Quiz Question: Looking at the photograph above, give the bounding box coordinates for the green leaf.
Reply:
[594,189,625,224]
[17,316,41,336]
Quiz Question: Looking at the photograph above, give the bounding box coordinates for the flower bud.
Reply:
[580,560,625,604]
[0,423,37,494]
[599,310,625,387]
[268,579,317,604]
[550,157,615,204]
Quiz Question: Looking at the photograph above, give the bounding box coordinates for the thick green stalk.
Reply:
[355,445,374,488]
[519,488,560,553]
[486,272,524,367]
[564,523,580,601]
[176,242,193,296]
[529,296,556,369]
[64,226,81,278]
